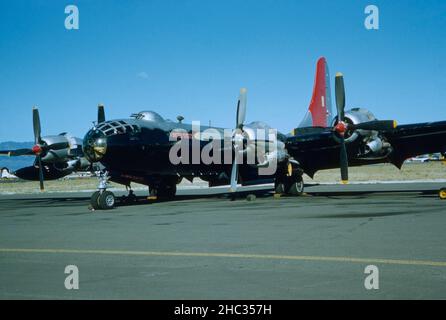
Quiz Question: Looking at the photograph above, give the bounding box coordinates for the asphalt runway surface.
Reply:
[0,182,445,299]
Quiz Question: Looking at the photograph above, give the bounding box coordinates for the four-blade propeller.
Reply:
[333,73,397,184]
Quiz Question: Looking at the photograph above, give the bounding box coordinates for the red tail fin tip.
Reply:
[298,57,333,128]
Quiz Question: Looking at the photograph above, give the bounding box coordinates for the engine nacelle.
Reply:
[242,122,288,167]
[331,108,393,157]
[256,148,288,168]
[331,107,382,142]
[343,108,377,124]
[14,164,73,181]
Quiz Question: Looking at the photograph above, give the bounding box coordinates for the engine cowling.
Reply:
[241,121,288,167]
[331,108,392,156]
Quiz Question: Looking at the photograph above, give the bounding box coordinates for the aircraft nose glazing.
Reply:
[83,129,108,162]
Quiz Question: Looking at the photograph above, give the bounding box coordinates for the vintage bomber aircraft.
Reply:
[83,94,288,210]
[82,58,446,210]
[0,108,91,190]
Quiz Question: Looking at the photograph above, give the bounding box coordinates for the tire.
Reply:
[127,192,137,203]
[274,182,286,195]
[121,192,137,204]
[98,191,115,210]
[288,176,304,196]
[439,188,446,200]
[158,184,177,199]
[90,191,101,210]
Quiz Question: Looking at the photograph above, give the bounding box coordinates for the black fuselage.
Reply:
[83,114,271,187]
[83,112,446,187]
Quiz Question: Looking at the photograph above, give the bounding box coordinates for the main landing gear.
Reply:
[148,183,177,200]
[439,188,446,200]
[274,163,305,196]
[120,188,137,205]
[90,171,116,210]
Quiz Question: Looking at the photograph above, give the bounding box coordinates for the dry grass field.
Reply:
[0,162,445,194]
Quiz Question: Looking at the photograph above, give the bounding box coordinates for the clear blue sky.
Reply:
[0,0,445,141]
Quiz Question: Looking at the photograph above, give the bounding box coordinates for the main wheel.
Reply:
[90,191,101,210]
[121,191,137,204]
[157,184,177,199]
[98,191,116,210]
[439,188,446,200]
[274,181,286,194]
[287,176,304,196]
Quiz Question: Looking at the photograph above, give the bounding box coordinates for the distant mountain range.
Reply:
[0,141,34,171]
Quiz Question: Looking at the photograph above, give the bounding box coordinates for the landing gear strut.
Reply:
[90,171,116,210]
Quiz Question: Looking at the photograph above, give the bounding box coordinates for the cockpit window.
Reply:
[96,120,141,136]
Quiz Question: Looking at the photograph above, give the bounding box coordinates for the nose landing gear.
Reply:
[90,171,116,210]
[91,190,116,210]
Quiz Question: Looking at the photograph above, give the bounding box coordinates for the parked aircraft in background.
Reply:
[0,168,17,179]
[0,108,92,190]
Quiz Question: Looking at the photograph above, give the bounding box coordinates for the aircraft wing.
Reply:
[0,149,35,157]
[285,121,446,177]
[383,121,446,168]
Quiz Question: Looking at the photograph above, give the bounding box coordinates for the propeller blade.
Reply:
[37,156,44,191]
[0,149,34,157]
[33,107,42,144]
[335,73,345,122]
[230,150,238,192]
[230,88,248,192]
[339,137,348,183]
[351,120,397,131]
[98,104,106,123]
[236,88,247,129]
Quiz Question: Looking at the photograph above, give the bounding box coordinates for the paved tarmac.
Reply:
[0,182,445,299]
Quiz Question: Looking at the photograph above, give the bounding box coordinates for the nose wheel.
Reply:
[90,171,116,210]
[90,190,116,210]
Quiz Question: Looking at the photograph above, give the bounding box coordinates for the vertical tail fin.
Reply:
[298,57,333,128]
